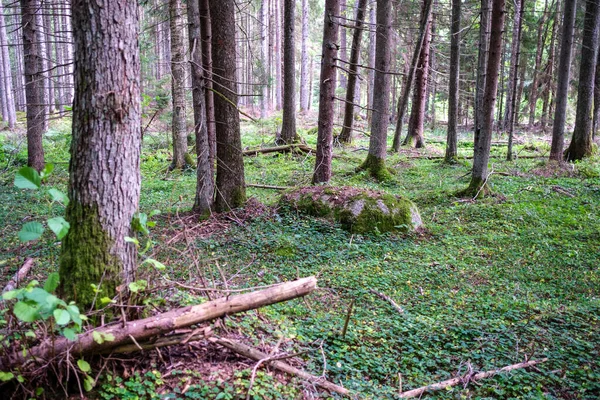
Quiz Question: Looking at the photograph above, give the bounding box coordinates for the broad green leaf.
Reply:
[124,236,139,246]
[35,388,44,396]
[100,297,115,305]
[142,258,166,271]
[66,305,82,325]
[48,188,69,205]
[40,163,54,179]
[77,359,91,373]
[24,288,50,304]
[103,333,115,342]
[2,290,19,301]
[83,376,95,392]
[0,372,14,382]
[13,301,40,322]
[149,209,161,217]
[14,167,41,189]
[16,375,24,383]
[25,331,36,338]
[62,328,77,341]
[47,217,70,240]
[53,309,71,325]
[44,272,60,293]
[92,331,104,344]
[18,222,44,242]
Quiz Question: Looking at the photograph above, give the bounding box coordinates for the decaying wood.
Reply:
[2,258,35,293]
[0,276,317,370]
[243,144,315,156]
[106,327,213,354]
[370,289,404,313]
[399,358,548,398]
[214,337,352,397]
[246,183,293,190]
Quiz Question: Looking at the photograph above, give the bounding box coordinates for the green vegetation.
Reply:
[1,120,599,398]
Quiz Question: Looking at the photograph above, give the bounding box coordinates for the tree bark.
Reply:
[358,0,392,181]
[542,3,559,131]
[505,0,525,160]
[187,0,214,214]
[169,0,191,170]
[312,0,340,184]
[275,0,282,111]
[565,0,600,161]
[445,0,461,162]
[21,0,46,172]
[403,1,433,148]
[464,0,505,195]
[391,0,434,152]
[339,0,348,91]
[528,0,548,127]
[300,0,310,112]
[42,10,55,114]
[199,0,216,171]
[338,0,368,144]
[366,4,376,123]
[474,0,491,145]
[59,0,141,307]
[211,0,247,211]
[279,0,298,144]
[0,1,16,128]
[260,0,271,117]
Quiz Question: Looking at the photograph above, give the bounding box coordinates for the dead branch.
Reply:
[2,258,35,293]
[243,144,315,156]
[246,183,293,190]
[369,289,404,314]
[213,337,352,397]
[0,277,317,370]
[399,358,548,398]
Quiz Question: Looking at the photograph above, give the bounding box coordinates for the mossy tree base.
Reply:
[455,178,492,199]
[280,186,422,233]
[357,154,392,181]
[169,152,196,171]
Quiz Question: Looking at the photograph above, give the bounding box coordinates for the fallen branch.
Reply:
[214,337,352,397]
[2,258,35,293]
[106,327,213,354]
[399,358,548,398]
[370,289,404,314]
[246,183,293,191]
[243,144,315,156]
[0,276,317,370]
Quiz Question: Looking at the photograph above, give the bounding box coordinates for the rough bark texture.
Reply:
[42,11,55,114]
[21,0,46,171]
[404,2,432,149]
[187,0,214,214]
[169,0,190,170]
[464,0,505,195]
[594,38,600,139]
[505,0,525,160]
[339,0,348,91]
[200,0,216,169]
[275,0,283,110]
[59,0,141,307]
[366,4,376,123]
[211,0,247,211]
[300,0,310,112]
[0,1,16,128]
[474,0,491,144]
[279,0,298,144]
[391,0,433,152]
[260,0,270,117]
[358,0,392,180]
[565,0,600,161]
[338,0,367,144]
[445,0,461,162]
[312,0,340,184]
[529,0,548,127]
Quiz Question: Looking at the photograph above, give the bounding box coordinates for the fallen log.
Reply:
[0,276,317,370]
[399,358,548,398]
[246,183,293,191]
[2,258,35,293]
[243,144,315,156]
[214,337,352,397]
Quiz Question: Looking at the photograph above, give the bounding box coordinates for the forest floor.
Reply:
[0,113,599,399]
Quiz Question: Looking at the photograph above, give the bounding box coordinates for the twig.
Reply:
[246,183,292,190]
[369,289,404,314]
[341,299,355,338]
[2,258,35,293]
[399,358,548,398]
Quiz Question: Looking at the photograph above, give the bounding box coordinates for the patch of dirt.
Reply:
[529,162,578,178]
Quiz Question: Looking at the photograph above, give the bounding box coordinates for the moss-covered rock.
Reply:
[280,186,422,233]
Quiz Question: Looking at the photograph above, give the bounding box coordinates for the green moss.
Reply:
[455,177,492,199]
[357,154,392,181]
[338,194,419,233]
[295,194,333,217]
[58,202,123,308]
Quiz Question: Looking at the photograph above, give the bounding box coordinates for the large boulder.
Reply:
[280,186,422,233]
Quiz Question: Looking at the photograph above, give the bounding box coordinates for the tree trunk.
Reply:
[366,4,376,123]
[312,0,340,184]
[199,0,216,171]
[300,0,310,112]
[261,0,271,117]
[542,2,559,131]
[464,0,505,195]
[593,43,600,140]
[21,0,46,172]
[339,0,348,91]
[445,0,461,162]
[34,8,48,131]
[12,11,27,112]
[211,0,247,211]
[358,0,392,181]
[43,11,55,114]
[0,1,16,128]
[391,0,434,152]
[59,0,141,307]
[474,0,491,145]
[187,0,214,214]
[403,1,432,148]
[528,0,548,127]
[275,0,282,111]
[279,0,298,144]
[565,0,600,161]
[338,0,368,144]
[169,0,190,170]
[506,0,525,160]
